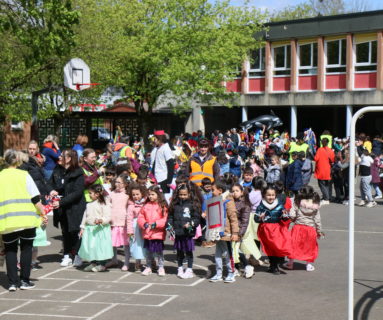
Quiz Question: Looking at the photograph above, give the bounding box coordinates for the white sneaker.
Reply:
[233,268,240,277]
[60,255,72,267]
[366,201,377,208]
[244,265,254,279]
[180,268,194,279]
[320,200,330,206]
[73,255,83,267]
[306,263,315,272]
[177,267,184,278]
[357,200,366,206]
[374,195,382,199]
[342,200,349,205]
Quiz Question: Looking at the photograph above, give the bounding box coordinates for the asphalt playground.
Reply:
[0,186,381,320]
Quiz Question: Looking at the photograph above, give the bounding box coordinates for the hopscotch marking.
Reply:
[133,283,152,294]
[87,303,118,320]
[0,300,33,317]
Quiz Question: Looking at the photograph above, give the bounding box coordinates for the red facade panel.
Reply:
[326,74,346,90]
[354,72,377,89]
[249,78,265,92]
[298,75,317,91]
[225,79,242,92]
[273,77,290,91]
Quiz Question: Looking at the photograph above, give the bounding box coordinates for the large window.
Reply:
[326,39,346,73]
[273,45,291,76]
[355,40,377,72]
[249,48,265,77]
[298,42,317,75]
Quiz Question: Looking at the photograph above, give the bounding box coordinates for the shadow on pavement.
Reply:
[354,280,383,320]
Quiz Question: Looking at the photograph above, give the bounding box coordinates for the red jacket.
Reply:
[138,202,168,240]
[314,147,335,180]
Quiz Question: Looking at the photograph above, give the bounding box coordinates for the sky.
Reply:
[224,0,383,12]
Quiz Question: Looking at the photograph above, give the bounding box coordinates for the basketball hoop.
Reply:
[64,58,98,91]
[75,83,101,91]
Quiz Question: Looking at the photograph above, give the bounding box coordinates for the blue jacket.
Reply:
[42,147,61,171]
[254,199,284,223]
[286,159,303,191]
[229,156,241,177]
[72,144,84,158]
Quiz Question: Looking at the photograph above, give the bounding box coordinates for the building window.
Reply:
[326,39,346,73]
[355,40,377,72]
[249,48,265,77]
[298,42,317,75]
[273,45,290,76]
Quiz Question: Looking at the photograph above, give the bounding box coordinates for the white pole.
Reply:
[290,105,297,137]
[348,106,383,320]
[346,105,353,137]
[241,106,248,123]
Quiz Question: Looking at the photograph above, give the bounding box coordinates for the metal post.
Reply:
[348,106,383,320]
[241,106,248,123]
[290,105,297,137]
[346,105,353,137]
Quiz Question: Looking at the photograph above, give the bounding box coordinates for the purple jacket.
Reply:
[371,157,381,183]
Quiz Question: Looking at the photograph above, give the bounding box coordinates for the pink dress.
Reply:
[109,190,132,247]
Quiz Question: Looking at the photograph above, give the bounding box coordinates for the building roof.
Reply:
[258,10,383,41]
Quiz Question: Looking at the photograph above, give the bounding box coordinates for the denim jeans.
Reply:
[360,175,373,202]
[372,183,382,197]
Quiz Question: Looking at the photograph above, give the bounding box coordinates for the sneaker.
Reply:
[320,200,330,206]
[92,265,106,272]
[73,255,83,267]
[224,273,236,283]
[134,262,142,273]
[83,263,97,272]
[8,284,17,292]
[306,263,315,272]
[244,265,254,279]
[209,274,223,282]
[60,255,72,267]
[357,200,366,206]
[121,265,129,272]
[233,268,240,277]
[181,268,194,279]
[141,267,152,276]
[31,263,42,271]
[177,267,184,278]
[282,262,294,270]
[202,241,216,248]
[366,201,377,208]
[20,281,35,290]
[158,267,166,277]
[342,200,349,205]
[374,195,382,200]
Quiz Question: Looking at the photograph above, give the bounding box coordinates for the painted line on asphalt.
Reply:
[73,291,94,303]
[113,272,133,282]
[133,283,152,294]
[193,263,209,271]
[3,312,87,319]
[38,265,72,279]
[0,300,32,317]
[58,280,80,290]
[157,295,179,307]
[188,278,205,287]
[323,229,383,234]
[88,303,118,320]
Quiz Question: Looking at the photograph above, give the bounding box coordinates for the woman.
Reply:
[72,134,89,159]
[52,150,86,267]
[42,135,61,180]
[82,148,103,202]
[0,150,44,291]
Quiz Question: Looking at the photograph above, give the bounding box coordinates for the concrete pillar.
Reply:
[290,105,298,138]
[346,105,353,137]
[317,36,325,92]
[191,106,205,133]
[265,41,272,93]
[377,31,383,90]
[346,33,354,91]
[241,59,249,94]
[241,106,248,123]
[290,39,298,92]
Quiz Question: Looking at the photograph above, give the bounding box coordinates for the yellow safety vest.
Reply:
[0,169,41,234]
[119,146,135,159]
[82,167,104,202]
[190,157,216,186]
[320,134,333,149]
[289,142,309,163]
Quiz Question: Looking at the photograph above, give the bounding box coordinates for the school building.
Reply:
[190,10,383,137]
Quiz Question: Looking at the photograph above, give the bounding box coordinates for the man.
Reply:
[187,138,220,186]
[314,138,335,205]
[151,130,175,194]
[288,133,310,163]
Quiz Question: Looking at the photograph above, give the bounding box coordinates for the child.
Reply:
[103,167,116,194]
[231,183,254,279]
[249,177,267,212]
[138,185,168,276]
[78,184,113,272]
[286,152,303,196]
[127,183,147,272]
[200,177,212,197]
[264,155,281,184]
[209,178,239,283]
[284,186,322,272]
[255,184,291,275]
[301,151,313,187]
[106,174,133,271]
[167,182,201,279]
[241,167,254,189]
[200,178,213,248]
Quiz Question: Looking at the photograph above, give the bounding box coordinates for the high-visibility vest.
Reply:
[190,157,216,186]
[82,167,103,202]
[0,168,41,234]
[320,134,333,149]
[289,142,309,163]
[119,146,135,159]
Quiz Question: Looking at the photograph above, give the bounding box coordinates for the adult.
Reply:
[319,130,333,149]
[314,138,335,205]
[372,134,383,156]
[288,133,309,163]
[0,150,44,291]
[82,148,103,202]
[188,138,220,186]
[72,134,88,159]
[42,135,61,180]
[230,128,241,147]
[52,149,86,267]
[151,130,175,193]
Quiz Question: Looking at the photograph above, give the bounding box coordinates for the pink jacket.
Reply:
[371,157,382,183]
[127,200,144,219]
[109,191,132,233]
[137,202,168,240]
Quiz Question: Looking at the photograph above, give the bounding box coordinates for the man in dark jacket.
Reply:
[286,152,303,195]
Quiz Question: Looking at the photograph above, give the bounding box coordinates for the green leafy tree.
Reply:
[74,0,265,137]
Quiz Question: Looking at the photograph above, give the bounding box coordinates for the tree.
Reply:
[74,0,265,137]
[0,0,80,127]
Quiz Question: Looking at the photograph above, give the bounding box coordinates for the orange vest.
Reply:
[190,157,216,186]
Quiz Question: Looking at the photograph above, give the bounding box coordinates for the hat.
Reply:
[154,130,165,136]
[198,138,209,146]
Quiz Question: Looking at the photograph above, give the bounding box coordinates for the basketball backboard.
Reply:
[64,58,90,91]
